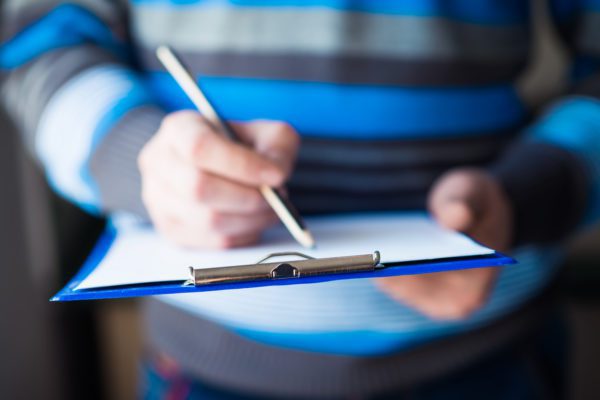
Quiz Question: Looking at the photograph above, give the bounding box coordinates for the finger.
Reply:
[144,179,277,235]
[164,225,262,249]
[164,112,285,187]
[141,176,208,224]
[233,121,300,177]
[375,268,497,320]
[150,153,270,213]
[205,210,279,236]
[152,204,265,249]
[194,173,271,213]
[434,200,475,233]
[145,145,200,200]
[193,128,285,187]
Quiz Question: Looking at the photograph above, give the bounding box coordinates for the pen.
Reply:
[156,45,316,249]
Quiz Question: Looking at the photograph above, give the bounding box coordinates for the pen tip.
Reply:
[299,230,316,249]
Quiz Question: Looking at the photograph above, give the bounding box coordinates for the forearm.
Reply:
[3,57,165,216]
[1,1,165,217]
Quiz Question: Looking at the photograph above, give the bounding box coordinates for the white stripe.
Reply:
[36,65,137,206]
[133,5,526,61]
[162,246,560,333]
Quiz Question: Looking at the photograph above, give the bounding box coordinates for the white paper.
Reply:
[75,212,494,290]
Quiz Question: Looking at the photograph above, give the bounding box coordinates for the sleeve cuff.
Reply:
[489,140,588,246]
[89,106,166,219]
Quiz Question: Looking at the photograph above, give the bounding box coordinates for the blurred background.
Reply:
[1,1,600,399]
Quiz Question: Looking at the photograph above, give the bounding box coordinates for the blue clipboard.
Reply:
[52,226,516,302]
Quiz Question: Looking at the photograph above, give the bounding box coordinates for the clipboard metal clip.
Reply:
[186,251,382,286]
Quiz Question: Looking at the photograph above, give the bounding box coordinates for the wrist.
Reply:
[489,140,587,246]
[89,106,166,219]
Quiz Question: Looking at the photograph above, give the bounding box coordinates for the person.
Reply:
[1,1,598,398]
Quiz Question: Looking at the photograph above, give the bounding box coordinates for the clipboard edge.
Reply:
[51,237,516,302]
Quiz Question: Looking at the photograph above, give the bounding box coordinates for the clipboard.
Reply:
[52,225,515,302]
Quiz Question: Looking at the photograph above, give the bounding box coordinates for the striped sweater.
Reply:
[1,0,600,393]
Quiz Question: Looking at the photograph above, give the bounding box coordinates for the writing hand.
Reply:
[138,111,299,248]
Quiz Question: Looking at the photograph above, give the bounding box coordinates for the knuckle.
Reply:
[238,152,258,175]
[163,111,207,139]
[205,210,224,231]
[160,111,188,132]
[213,235,236,249]
[281,122,300,143]
[167,110,198,124]
[160,113,177,129]
[270,121,300,146]
[192,125,215,155]
[246,192,266,211]
[193,173,210,201]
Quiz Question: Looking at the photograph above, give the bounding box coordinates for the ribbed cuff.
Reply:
[89,106,166,218]
[490,140,588,246]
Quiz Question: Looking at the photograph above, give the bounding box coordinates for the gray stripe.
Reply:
[0,45,117,153]
[144,290,555,398]
[288,191,427,214]
[89,106,165,218]
[578,12,600,56]
[133,6,528,62]
[287,133,517,213]
[4,0,116,15]
[296,132,517,169]
[291,168,440,193]
[138,48,525,86]
[2,0,125,38]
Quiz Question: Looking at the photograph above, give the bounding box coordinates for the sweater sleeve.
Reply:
[0,1,165,217]
[490,0,600,246]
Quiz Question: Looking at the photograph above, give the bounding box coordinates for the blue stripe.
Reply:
[234,327,461,356]
[147,72,526,139]
[231,256,558,355]
[0,4,127,69]
[131,0,529,24]
[161,245,557,355]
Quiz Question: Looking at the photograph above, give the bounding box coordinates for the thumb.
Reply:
[428,169,485,234]
[433,199,476,233]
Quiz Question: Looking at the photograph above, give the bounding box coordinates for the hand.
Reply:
[375,168,513,320]
[138,111,300,249]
